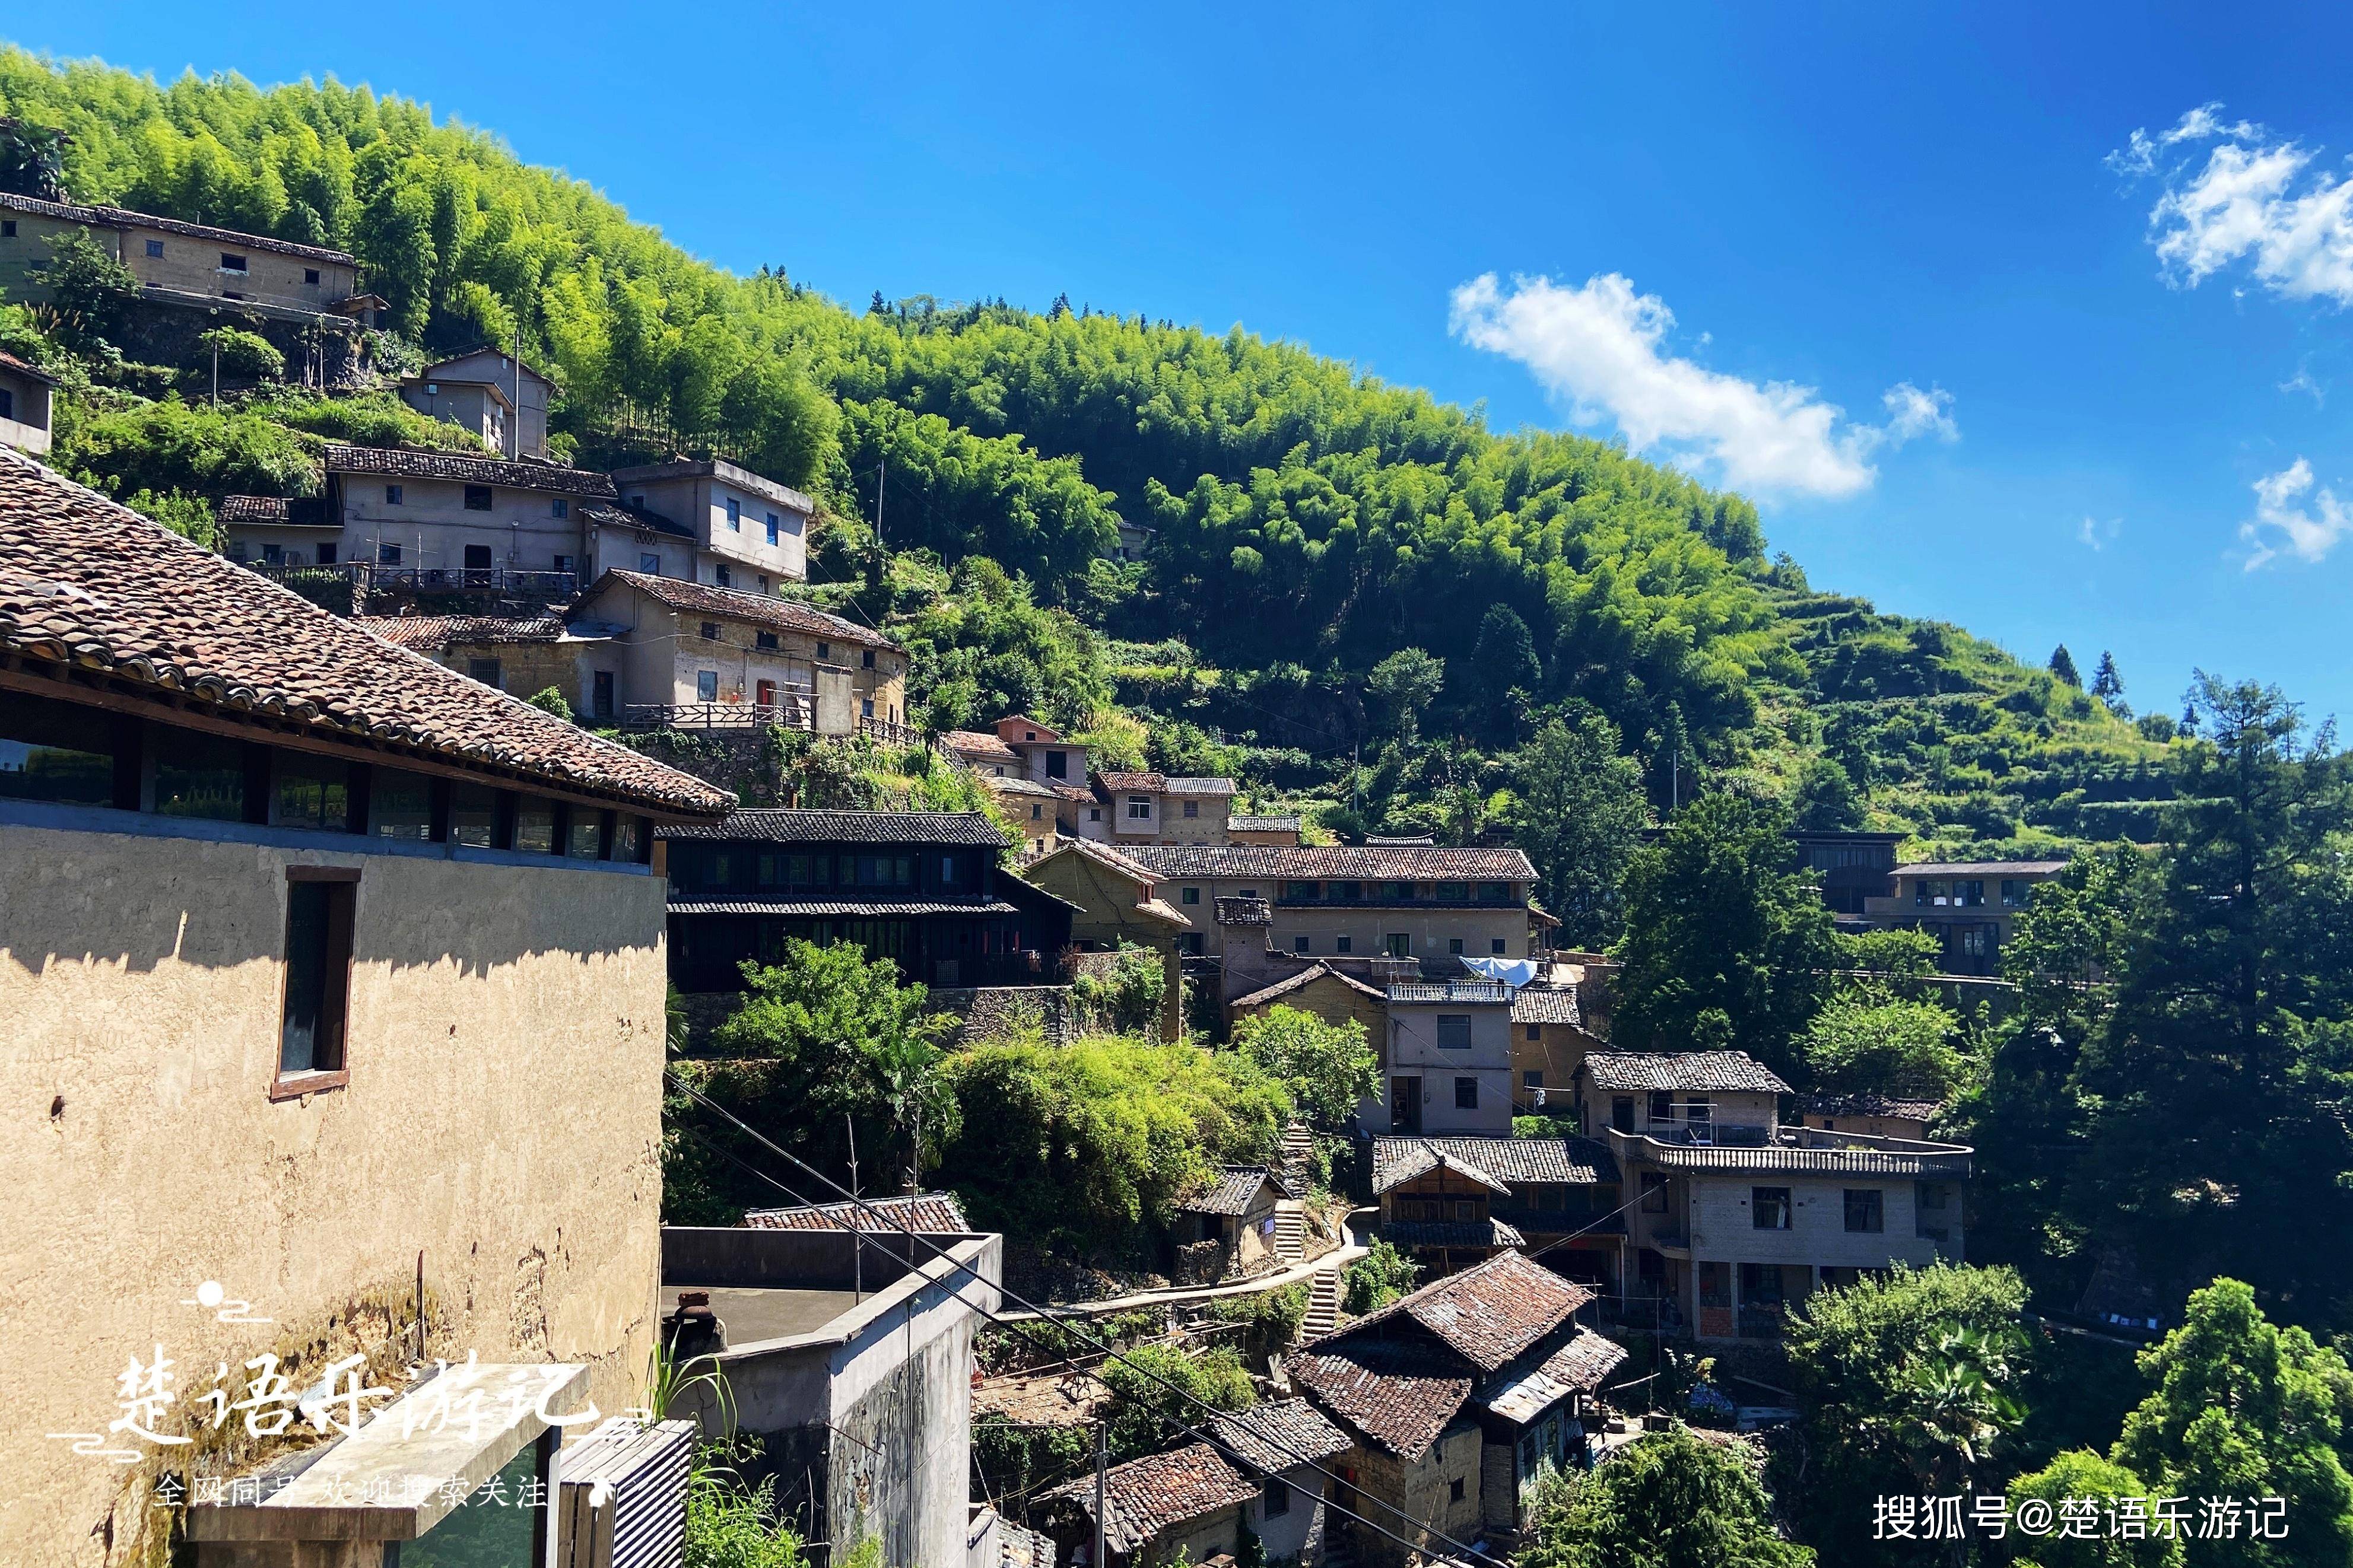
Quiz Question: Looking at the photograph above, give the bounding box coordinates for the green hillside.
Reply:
[0,49,2171,869]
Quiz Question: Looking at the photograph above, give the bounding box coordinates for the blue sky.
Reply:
[21,2,2353,721]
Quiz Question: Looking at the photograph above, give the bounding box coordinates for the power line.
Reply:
[663,1078,1494,1565]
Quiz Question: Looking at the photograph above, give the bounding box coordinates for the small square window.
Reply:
[220,252,248,272]
[1294,936,1310,953]
[377,542,402,565]
[1437,1014,1472,1049]
[757,631,779,651]
[1448,937,1465,955]
[2,220,17,238]
[862,648,875,669]
[552,498,569,518]
[1181,887,1200,905]
[1493,938,1508,954]
[715,564,732,588]
[466,657,503,688]
[700,622,720,641]
[1454,1077,1478,1109]
[817,641,831,660]
[1183,800,1199,817]
[1526,1023,1541,1041]
[1523,1070,1543,1090]
[862,698,875,718]
[1752,1187,1793,1230]
[385,484,403,505]
[697,670,719,702]
[640,553,662,574]
[1335,936,1352,953]
[304,268,320,284]
[145,237,164,257]
[1844,1189,1884,1233]
[1031,804,1043,820]
[463,485,493,511]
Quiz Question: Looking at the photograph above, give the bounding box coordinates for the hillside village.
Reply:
[7,68,2353,1568]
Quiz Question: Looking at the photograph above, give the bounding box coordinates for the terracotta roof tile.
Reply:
[1288,1341,1474,1461]
[0,451,732,816]
[0,349,60,386]
[1097,770,1167,793]
[741,1192,968,1233]
[1511,987,1582,1026]
[1178,1166,1282,1216]
[659,808,1008,847]
[1339,1249,1593,1373]
[351,615,567,652]
[1798,1092,1943,1122]
[1230,963,1386,1011]
[1584,1051,1790,1095]
[1373,1137,1618,1191]
[1215,896,1272,926]
[323,444,618,498]
[1207,1399,1351,1472]
[583,570,899,651]
[943,729,1020,762]
[0,189,357,263]
[1039,1442,1259,1553]
[1128,844,1535,881]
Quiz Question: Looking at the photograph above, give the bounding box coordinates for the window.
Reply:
[1844,1189,1884,1233]
[1641,1172,1669,1213]
[1183,799,1199,818]
[463,485,493,511]
[154,730,252,822]
[699,622,720,641]
[552,553,572,574]
[1961,926,1990,959]
[1957,879,1985,907]
[1491,938,1508,955]
[1181,886,1201,905]
[144,238,163,257]
[221,290,244,301]
[371,771,434,840]
[1088,807,1102,822]
[1281,881,1320,900]
[2,219,20,237]
[1332,880,1361,902]
[1262,1478,1290,1518]
[758,575,770,593]
[1612,1096,1636,1132]
[278,871,355,1081]
[1294,936,1310,953]
[1752,1187,1793,1230]
[1650,1090,1674,1124]
[466,658,502,688]
[640,553,662,574]
[2000,879,2028,907]
[1385,932,1410,957]
[219,252,249,272]
[715,565,732,588]
[274,753,351,832]
[725,497,741,529]
[756,631,779,650]
[614,815,646,863]
[552,498,569,519]
[385,484,403,505]
[317,543,337,565]
[0,387,9,421]
[1031,804,1043,820]
[569,810,604,860]
[861,698,875,718]
[1436,880,1470,901]
[817,642,831,660]
[1335,936,1352,953]
[514,799,556,854]
[1045,749,1069,779]
[0,692,120,807]
[463,545,494,571]
[1523,1070,1543,1090]
[862,649,875,669]
[1525,1023,1541,1042]
[1450,1477,1466,1504]
[450,784,498,848]
[766,512,780,545]
[377,542,402,565]
[1448,937,1465,955]
[1436,1014,1472,1049]
[1385,880,1415,901]
[304,267,320,285]
[696,670,719,702]
[1479,881,1512,902]
[1128,796,1151,818]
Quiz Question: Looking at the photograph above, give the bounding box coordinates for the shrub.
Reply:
[196,326,286,383]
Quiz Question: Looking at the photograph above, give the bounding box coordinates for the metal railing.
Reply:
[620,701,815,733]
[1603,1123,1974,1178]
[241,561,580,599]
[858,715,923,748]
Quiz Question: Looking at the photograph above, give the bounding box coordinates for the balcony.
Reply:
[242,561,581,601]
[622,700,814,733]
[1604,1123,1972,1178]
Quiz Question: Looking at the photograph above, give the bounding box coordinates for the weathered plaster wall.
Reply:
[0,822,671,1563]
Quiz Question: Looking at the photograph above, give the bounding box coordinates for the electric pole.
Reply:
[1093,1420,1107,1568]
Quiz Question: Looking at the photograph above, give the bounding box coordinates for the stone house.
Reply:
[1090,771,1238,846]
[1288,1251,1624,1567]
[1129,844,1547,965]
[402,347,554,460]
[1367,979,1517,1137]
[1370,1136,1624,1286]
[1509,984,1597,1114]
[1228,813,1302,846]
[1173,1165,1291,1280]
[943,726,1094,849]
[316,444,617,583]
[0,450,735,1556]
[0,348,55,454]
[0,187,363,320]
[567,568,908,728]
[1034,1401,1350,1568]
[612,457,814,591]
[1576,1052,1973,1341]
[1021,836,1189,1040]
[351,613,607,707]
[1228,962,1389,1042]
[661,808,1074,993]
[1861,857,2069,976]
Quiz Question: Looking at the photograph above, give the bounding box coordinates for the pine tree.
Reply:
[2049,644,2082,688]
[2091,651,2124,702]
[867,290,887,315]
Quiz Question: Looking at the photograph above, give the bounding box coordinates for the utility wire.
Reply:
[663,1078,1495,1565]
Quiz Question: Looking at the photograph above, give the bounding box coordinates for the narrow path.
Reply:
[999,1220,1370,1322]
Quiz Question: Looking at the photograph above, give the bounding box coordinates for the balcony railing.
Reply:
[1604,1123,1973,1178]
[858,715,923,748]
[621,701,814,733]
[241,561,580,600]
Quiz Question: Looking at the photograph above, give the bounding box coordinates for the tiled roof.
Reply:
[1097,770,1167,793]
[1511,987,1582,1026]
[741,1191,968,1233]
[1342,1249,1593,1373]
[1206,1399,1351,1473]
[323,444,619,498]
[1164,776,1238,796]
[1039,1442,1259,1554]
[1127,844,1536,880]
[1373,1137,1618,1191]
[666,898,1019,918]
[1366,834,1436,846]
[995,714,1062,743]
[415,346,555,388]
[996,1517,1056,1568]
[1383,1217,1526,1249]
[1372,1144,1513,1197]
[1479,1330,1627,1424]
[351,615,567,652]
[1230,963,1386,1011]
[943,729,1020,762]
[579,500,697,540]
[660,809,1008,847]
[218,494,290,524]
[585,570,899,651]
[1178,1165,1282,1216]
[0,188,357,262]
[986,775,1059,798]
[1386,980,1513,1005]
[1040,835,1161,884]
[0,348,59,386]
[1229,815,1302,832]
[1798,1092,1944,1122]
[0,450,732,816]
[1216,896,1272,926]
[1287,1340,1475,1461]
[1584,1051,1790,1095]
[1895,860,2069,877]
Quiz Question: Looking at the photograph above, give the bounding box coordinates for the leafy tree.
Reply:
[1609,792,1839,1067]
[1231,1004,1380,1131]
[1779,1264,2030,1562]
[1366,648,1445,743]
[2006,1449,2184,1568]
[0,115,66,198]
[1790,754,1865,832]
[195,325,286,382]
[1069,943,1167,1036]
[56,395,320,508]
[2050,645,2083,688]
[1519,1423,1814,1568]
[31,227,138,356]
[523,685,573,722]
[1471,602,1543,714]
[1098,1341,1255,1462]
[1801,988,1967,1101]
[1341,1239,1420,1315]
[1504,713,1649,946]
[2109,1278,2353,1567]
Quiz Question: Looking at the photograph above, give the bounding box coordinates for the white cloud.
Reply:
[1448,272,1954,500]
[2281,364,2327,405]
[2240,457,2352,568]
[2114,103,2353,305]
[2078,515,2122,551]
